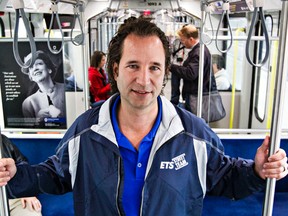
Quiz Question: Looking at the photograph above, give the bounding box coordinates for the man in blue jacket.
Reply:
[0,17,287,216]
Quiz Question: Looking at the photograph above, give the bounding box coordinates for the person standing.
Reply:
[88,51,111,105]
[170,24,217,112]
[0,17,287,216]
[170,37,191,106]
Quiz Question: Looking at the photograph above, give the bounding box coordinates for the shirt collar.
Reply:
[111,95,162,148]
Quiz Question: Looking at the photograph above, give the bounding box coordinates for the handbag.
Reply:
[187,91,226,122]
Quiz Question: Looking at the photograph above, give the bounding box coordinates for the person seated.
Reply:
[212,54,232,91]
[1,134,42,216]
[88,51,111,107]
[63,59,82,92]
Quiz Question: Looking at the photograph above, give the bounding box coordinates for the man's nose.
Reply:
[136,68,151,86]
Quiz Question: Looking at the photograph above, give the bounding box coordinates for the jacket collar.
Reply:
[91,94,184,150]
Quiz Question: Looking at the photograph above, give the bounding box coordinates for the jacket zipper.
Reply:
[138,135,183,216]
[140,186,144,216]
[116,157,123,216]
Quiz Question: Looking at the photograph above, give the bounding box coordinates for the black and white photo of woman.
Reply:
[21,50,66,124]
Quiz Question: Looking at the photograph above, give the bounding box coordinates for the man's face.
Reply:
[113,34,165,111]
[212,63,218,74]
[28,59,51,83]
[179,35,194,49]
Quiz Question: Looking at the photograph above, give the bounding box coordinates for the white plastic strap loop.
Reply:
[12,0,24,9]
[51,4,58,12]
[222,2,230,11]
[253,0,265,8]
[205,4,213,13]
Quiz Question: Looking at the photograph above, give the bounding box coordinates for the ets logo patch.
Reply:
[160,153,189,170]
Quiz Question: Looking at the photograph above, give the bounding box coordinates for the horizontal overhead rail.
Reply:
[1,128,288,139]
[213,128,288,134]
[208,35,279,41]
[52,0,86,5]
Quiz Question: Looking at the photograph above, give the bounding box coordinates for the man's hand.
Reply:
[21,197,42,212]
[0,158,16,186]
[254,136,288,180]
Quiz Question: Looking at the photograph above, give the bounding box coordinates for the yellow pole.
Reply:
[266,40,279,130]
[229,28,245,128]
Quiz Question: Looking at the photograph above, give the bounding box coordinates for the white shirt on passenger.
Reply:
[214,69,231,90]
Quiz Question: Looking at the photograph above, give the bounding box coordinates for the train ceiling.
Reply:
[0,0,200,13]
[0,0,282,14]
[1,0,87,13]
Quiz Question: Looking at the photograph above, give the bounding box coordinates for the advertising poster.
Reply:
[0,40,67,129]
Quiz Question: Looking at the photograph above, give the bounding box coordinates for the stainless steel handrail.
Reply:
[262,1,288,215]
[0,132,10,216]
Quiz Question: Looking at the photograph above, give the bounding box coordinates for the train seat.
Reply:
[10,138,75,216]
[203,138,288,216]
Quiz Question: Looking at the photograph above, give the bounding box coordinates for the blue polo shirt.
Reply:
[111,95,162,216]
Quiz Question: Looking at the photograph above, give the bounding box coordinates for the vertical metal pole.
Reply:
[197,1,206,118]
[0,133,10,216]
[79,5,90,111]
[262,1,288,216]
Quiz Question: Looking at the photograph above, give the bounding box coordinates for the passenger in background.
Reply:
[170,36,190,107]
[88,51,111,106]
[63,59,82,92]
[212,54,232,91]
[0,134,42,216]
[21,50,66,120]
[170,24,217,112]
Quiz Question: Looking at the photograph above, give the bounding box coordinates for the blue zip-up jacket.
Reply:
[8,94,265,216]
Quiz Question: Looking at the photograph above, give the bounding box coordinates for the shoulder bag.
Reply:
[187,91,226,123]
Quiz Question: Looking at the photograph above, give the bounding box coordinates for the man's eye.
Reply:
[128,65,138,69]
[150,66,160,71]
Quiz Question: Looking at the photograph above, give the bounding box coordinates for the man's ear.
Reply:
[113,63,119,79]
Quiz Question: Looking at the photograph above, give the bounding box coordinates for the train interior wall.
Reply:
[1,1,288,215]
